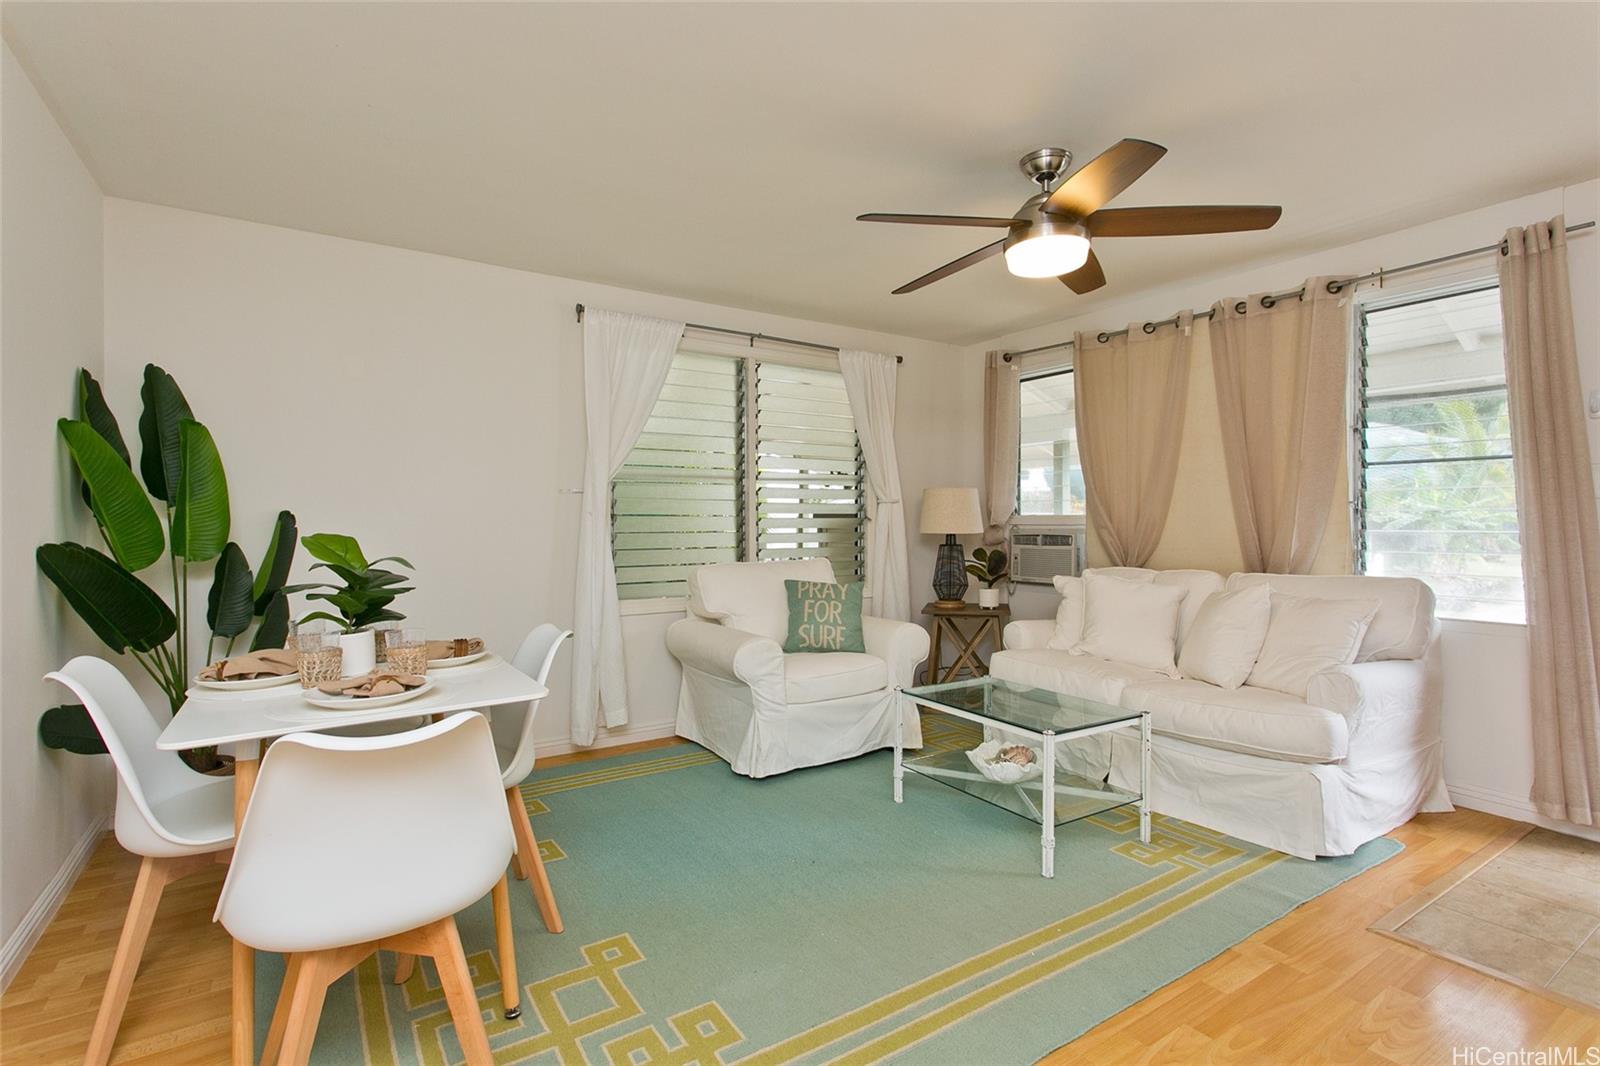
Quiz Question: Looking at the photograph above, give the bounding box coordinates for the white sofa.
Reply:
[993,567,1452,859]
[666,559,930,778]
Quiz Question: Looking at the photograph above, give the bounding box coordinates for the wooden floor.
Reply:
[3,739,1597,1065]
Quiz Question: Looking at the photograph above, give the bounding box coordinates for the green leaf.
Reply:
[295,610,351,631]
[171,420,229,561]
[59,420,165,572]
[250,589,290,651]
[251,510,298,613]
[36,542,176,653]
[366,555,413,569]
[137,364,193,504]
[206,542,255,639]
[39,705,108,755]
[353,606,406,628]
[300,533,368,571]
[76,369,131,509]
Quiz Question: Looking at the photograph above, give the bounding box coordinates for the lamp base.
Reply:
[933,598,968,609]
[931,533,970,606]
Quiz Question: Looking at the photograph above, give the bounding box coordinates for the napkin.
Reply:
[316,671,426,698]
[425,637,484,660]
[199,648,298,681]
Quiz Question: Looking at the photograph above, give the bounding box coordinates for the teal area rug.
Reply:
[255,716,1401,1065]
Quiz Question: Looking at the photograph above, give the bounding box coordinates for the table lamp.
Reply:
[919,487,983,607]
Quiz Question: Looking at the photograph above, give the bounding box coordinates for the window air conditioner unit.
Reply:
[1008,526,1082,585]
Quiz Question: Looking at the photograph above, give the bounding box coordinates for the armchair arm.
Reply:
[1003,619,1055,651]
[665,618,785,690]
[862,615,930,688]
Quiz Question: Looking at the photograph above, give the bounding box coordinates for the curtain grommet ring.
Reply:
[1234,301,1248,314]
[1260,295,1277,309]
[1327,280,1344,295]
[1499,240,1510,256]
[1096,331,1110,344]
[1142,322,1156,334]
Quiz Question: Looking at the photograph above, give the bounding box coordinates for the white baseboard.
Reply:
[0,814,109,994]
[533,718,681,760]
[1447,781,1600,843]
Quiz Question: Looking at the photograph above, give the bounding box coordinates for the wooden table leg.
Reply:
[230,740,261,1066]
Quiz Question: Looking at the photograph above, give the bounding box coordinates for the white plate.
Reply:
[193,671,299,692]
[427,648,489,669]
[303,679,434,711]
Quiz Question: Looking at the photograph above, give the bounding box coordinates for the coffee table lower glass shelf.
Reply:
[894,676,1151,878]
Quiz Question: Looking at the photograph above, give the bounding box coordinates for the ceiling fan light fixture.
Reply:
[1003,232,1091,279]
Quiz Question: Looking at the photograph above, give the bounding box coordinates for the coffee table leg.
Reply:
[893,691,904,803]
[1139,714,1152,844]
[1041,731,1056,878]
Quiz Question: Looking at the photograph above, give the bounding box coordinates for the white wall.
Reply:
[967,181,1600,838]
[101,199,978,757]
[0,43,113,980]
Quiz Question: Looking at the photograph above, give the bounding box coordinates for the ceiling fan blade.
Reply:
[858,213,1026,228]
[1059,248,1107,295]
[1089,205,1283,237]
[1044,139,1167,218]
[891,240,1005,294]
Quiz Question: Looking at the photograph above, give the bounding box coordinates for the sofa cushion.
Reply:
[989,648,1167,707]
[1074,571,1187,676]
[1224,572,1436,662]
[783,652,887,704]
[1177,583,1271,689]
[689,559,836,643]
[1246,593,1380,698]
[1121,679,1351,763]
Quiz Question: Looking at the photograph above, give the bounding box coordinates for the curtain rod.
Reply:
[574,303,902,363]
[1001,218,1596,360]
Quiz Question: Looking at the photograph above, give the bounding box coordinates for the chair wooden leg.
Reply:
[426,917,494,1066]
[275,951,334,1066]
[505,787,563,933]
[391,951,416,986]
[85,856,175,1066]
[491,875,520,1019]
[260,952,304,1066]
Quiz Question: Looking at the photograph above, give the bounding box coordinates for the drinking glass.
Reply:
[384,627,428,676]
[291,621,342,688]
[369,620,400,664]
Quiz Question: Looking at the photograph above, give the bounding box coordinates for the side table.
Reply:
[920,601,1010,685]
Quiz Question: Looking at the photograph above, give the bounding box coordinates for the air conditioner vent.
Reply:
[1008,525,1083,584]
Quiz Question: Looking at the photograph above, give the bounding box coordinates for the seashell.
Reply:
[998,745,1036,766]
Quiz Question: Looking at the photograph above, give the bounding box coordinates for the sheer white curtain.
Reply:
[840,349,910,620]
[572,309,685,745]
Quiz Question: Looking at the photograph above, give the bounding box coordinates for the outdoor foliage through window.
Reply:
[1018,369,1084,515]
[1358,286,1523,622]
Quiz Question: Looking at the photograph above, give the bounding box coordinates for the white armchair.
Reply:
[666,559,930,777]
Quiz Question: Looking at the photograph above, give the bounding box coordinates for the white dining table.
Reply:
[156,654,549,1066]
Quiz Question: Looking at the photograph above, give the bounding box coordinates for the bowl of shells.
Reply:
[964,739,1045,784]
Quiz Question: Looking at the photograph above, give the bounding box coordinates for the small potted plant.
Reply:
[965,546,1008,609]
[296,533,414,675]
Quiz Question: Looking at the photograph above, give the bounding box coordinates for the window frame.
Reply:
[1352,278,1524,623]
[612,335,867,614]
[1015,362,1086,520]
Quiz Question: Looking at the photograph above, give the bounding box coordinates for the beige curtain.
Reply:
[981,349,1020,545]
[1500,216,1600,827]
[1209,278,1349,573]
[1072,313,1193,566]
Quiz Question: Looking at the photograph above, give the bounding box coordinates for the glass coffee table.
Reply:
[895,676,1151,878]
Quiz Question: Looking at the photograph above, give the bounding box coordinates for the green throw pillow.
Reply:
[783,580,866,653]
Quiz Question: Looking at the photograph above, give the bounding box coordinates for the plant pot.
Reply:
[978,587,1001,609]
[339,629,376,677]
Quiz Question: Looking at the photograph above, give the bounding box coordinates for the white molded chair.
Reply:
[492,624,570,933]
[215,712,513,1066]
[46,656,236,1066]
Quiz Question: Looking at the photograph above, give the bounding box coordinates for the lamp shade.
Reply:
[919,487,983,535]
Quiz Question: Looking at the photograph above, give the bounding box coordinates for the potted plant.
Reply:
[965,546,1009,609]
[36,365,301,771]
[296,533,414,675]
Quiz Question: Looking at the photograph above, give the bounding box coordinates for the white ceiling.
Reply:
[5,2,1598,345]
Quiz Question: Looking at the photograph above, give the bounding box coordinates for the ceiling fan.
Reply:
[858,139,1282,295]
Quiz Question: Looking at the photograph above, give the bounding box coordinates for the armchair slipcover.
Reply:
[667,559,929,777]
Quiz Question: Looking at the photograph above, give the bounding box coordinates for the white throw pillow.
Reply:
[1071,571,1188,676]
[1246,593,1381,698]
[1046,569,1155,650]
[1177,584,1272,689]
